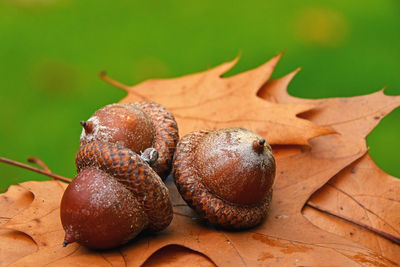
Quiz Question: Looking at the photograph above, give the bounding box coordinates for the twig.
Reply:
[27,157,51,173]
[306,202,400,245]
[0,157,72,183]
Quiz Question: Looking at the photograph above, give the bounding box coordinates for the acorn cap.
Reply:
[132,102,179,179]
[173,128,275,229]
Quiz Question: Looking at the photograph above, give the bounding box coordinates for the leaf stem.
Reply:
[306,202,400,246]
[99,71,130,91]
[0,157,72,183]
[99,71,148,101]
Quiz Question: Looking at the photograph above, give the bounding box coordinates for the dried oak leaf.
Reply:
[260,70,400,263]
[0,185,36,266]
[303,154,400,264]
[143,245,215,267]
[103,55,332,145]
[1,57,400,266]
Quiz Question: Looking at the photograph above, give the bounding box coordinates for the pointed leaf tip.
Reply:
[212,57,240,77]
[257,68,300,102]
[271,53,283,65]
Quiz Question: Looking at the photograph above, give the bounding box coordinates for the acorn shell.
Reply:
[60,168,146,250]
[195,128,275,205]
[75,141,173,232]
[173,128,275,229]
[80,103,154,154]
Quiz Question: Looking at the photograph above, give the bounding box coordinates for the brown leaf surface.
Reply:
[143,245,215,267]
[304,153,400,262]
[0,185,33,227]
[108,55,332,145]
[260,70,400,263]
[1,57,400,266]
[0,185,36,266]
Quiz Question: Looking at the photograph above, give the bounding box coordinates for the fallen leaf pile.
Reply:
[1,56,399,266]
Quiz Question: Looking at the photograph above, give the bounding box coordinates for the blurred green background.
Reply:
[0,0,399,191]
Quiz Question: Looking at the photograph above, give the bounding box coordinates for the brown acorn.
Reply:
[80,102,179,179]
[60,141,173,250]
[60,168,146,250]
[173,127,276,229]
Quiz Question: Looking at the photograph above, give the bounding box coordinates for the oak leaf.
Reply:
[1,56,400,266]
[260,70,400,264]
[0,185,36,266]
[304,154,400,263]
[103,55,332,145]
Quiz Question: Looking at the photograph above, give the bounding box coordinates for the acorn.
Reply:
[80,102,179,179]
[60,142,173,250]
[173,127,276,229]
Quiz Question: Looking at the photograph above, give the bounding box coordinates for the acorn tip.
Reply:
[80,121,94,134]
[253,139,265,153]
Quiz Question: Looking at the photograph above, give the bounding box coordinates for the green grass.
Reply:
[1,0,399,191]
